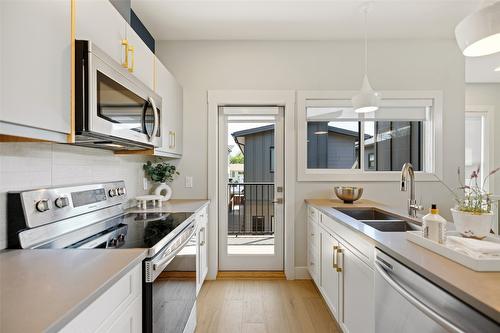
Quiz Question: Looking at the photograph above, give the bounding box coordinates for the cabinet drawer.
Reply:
[320,213,375,268]
[308,219,319,249]
[308,242,320,284]
[60,264,142,332]
[308,206,319,222]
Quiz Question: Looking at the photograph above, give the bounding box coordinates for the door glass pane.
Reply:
[227,119,275,255]
[307,121,360,169]
[97,71,146,133]
[364,121,423,171]
[465,114,483,186]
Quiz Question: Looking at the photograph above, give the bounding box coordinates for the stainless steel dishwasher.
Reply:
[374,249,499,333]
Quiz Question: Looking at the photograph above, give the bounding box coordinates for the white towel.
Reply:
[446,236,500,258]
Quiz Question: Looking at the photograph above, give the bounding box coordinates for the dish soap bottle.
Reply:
[422,204,447,243]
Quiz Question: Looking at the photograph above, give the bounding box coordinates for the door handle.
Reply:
[272,198,283,204]
[121,39,129,68]
[336,248,343,272]
[148,96,159,143]
[128,45,135,72]
[333,245,339,268]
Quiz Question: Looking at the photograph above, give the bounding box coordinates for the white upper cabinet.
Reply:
[76,1,154,91]
[126,25,155,91]
[75,0,127,68]
[155,59,183,157]
[0,0,71,142]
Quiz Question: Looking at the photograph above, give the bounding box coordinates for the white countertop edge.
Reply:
[44,250,147,333]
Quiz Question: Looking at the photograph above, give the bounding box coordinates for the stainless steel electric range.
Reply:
[7,181,197,333]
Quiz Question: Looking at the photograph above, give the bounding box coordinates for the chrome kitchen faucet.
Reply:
[400,163,424,217]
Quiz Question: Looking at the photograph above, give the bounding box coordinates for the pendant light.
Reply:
[455,2,500,57]
[352,5,380,113]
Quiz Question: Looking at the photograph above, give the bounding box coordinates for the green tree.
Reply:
[229,153,244,164]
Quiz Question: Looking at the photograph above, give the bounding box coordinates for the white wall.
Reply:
[156,40,465,268]
[465,83,500,194]
[0,143,150,249]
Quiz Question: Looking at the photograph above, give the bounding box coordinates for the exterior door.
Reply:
[218,106,284,270]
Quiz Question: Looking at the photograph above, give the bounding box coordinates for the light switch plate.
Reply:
[143,177,149,191]
[185,176,193,188]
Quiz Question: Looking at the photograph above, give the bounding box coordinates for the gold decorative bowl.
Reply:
[334,186,363,204]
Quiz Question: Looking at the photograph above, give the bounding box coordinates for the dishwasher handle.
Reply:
[375,259,466,333]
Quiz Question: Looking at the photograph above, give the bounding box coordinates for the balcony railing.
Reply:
[228,183,274,235]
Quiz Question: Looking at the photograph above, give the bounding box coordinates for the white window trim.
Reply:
[296,90,444,182]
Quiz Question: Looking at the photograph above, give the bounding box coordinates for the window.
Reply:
[298,91,443,181]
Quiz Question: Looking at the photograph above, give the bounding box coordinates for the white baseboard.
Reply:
[294,266,311,279]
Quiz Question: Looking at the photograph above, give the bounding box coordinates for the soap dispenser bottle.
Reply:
[422,204,447,244]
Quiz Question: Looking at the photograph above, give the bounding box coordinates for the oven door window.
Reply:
[97,71,154,136]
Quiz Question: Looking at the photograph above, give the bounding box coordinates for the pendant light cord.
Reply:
[363,5,368,76]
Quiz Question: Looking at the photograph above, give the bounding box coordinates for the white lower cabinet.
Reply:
[341,243,375,333]
[307,205,375,333]
[320,229,341,321]
[196,206,209,295]
[60,264,142,333]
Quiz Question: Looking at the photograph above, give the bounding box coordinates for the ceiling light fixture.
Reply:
[352,4,380,113]
[455,2,500,57]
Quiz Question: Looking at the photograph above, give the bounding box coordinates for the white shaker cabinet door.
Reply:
[126,25,154,90]
[341,243,375,333]
[75,0,127,67]
[1,0,71,138]
[155,60,183,157]
[320,229,341,321]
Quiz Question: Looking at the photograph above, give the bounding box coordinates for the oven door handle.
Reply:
[152,224,196,271]
[148,96,159,144]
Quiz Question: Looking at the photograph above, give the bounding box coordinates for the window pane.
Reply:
[307,121,360,169]
[364,121,423,171]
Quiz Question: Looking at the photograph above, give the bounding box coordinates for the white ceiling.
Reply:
[131,0,480,41]
[131,0,500,82]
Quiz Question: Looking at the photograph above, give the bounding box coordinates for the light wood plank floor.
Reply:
[196,279,341,333]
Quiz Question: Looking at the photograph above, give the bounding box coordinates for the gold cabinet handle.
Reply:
[333,245,339,268]
[121,39,129,68]
[173,131,176,148]
[336,248,343,272]
[128,45,135,72]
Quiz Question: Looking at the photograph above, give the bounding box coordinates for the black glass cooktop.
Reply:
[119,212,194,249]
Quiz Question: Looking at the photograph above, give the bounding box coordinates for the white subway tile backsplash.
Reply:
[0,142,150,250]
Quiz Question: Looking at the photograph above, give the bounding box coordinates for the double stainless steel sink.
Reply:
[335,208,420,232]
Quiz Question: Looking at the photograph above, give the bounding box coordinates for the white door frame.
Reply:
[207,90,296,279]
[465,105,495,194]
[218,109,284,270]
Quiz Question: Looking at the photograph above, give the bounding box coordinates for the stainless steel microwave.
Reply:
[74,40,162,150]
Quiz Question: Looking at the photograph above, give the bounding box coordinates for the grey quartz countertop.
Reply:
[306,199,500,324]
[0,248,147,333]
[126,199,210,214]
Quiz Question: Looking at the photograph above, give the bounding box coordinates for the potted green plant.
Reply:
[143,160,179,201]
[449,166,499,239]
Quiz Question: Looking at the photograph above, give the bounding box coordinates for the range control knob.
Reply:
[117,187,126,196]
[108,238,118,247]
[118,233,126,242]
[54,196,69,208]
[35,199,50,212]
[108,189,118,197]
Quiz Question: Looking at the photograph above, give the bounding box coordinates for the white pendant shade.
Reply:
[455,2,500,57]
[352,75,380,113]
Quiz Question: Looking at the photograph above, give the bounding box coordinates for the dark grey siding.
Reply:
[307,122,358,169]
[244,129,274,182]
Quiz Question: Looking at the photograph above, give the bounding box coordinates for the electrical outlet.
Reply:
[185,176,193,188]
[143,177,149,191]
